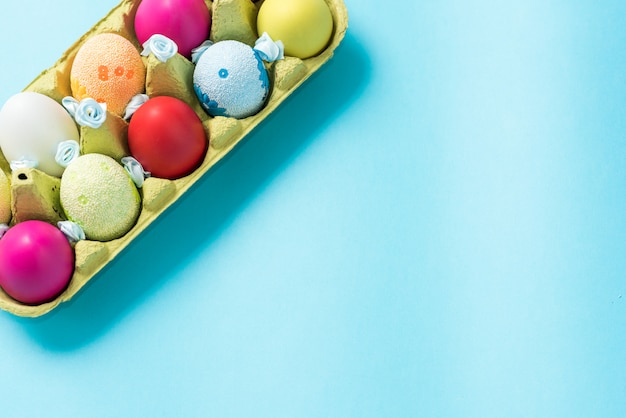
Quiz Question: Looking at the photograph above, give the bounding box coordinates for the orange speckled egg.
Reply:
[70,33,146,116]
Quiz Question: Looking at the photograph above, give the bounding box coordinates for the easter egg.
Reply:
[0,170,10,225]
[193,40,270,119]
[0,92,80,177]
[60,154,141,241]
[135,0,211,59]
[128,96,207,179]
[257,0,333,59]
[70,33,146,116]
[0,220,74,305]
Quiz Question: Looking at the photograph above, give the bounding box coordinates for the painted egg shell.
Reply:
[193,40,270,119]
[0,220,74,305]
[70,33,146,116]
[128,96,207,179]
[60,154,141,242]
[257,0,333,59]
[0,92,79,177]
[135,0,211,59]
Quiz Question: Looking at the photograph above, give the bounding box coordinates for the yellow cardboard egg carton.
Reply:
[0,0,348,317]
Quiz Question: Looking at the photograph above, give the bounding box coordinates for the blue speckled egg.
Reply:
[193,40,270,119]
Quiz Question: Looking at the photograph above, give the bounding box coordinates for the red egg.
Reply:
[0,220,74,305]
[134,0,211,59]
[128,96,208,179]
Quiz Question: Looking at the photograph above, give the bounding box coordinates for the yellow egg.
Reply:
[60,153,141,241]
[70,33,146,116]
[257,0,334,59]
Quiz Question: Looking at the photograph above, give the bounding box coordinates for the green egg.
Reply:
[60,153,141,241]
[0,170,10,225]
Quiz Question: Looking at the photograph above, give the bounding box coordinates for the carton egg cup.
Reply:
[0,0,348,317]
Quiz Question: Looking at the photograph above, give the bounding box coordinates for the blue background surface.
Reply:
[0,0,625,416]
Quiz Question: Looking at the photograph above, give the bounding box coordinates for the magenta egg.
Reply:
[134,0,211,59]
[0,220,74,305]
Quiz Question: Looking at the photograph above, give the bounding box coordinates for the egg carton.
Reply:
[0,0,348,317]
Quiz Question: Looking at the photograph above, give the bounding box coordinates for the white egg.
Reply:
[0,92,79,177]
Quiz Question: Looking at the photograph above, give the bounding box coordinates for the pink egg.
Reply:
[134,0,211,59]
[0,220,74,305]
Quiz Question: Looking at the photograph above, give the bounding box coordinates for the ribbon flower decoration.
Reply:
[62,97,107,129]
[141,34,178,63]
